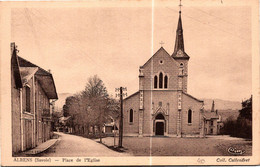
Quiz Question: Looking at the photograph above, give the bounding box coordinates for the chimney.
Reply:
[211,100,215,112]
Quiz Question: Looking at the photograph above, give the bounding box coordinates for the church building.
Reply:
[123,8,205,137]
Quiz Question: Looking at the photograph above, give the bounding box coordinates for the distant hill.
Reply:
[218,109,240,121]
[55,93,73,112]
[202,98,241,110]
[202,98,241,122]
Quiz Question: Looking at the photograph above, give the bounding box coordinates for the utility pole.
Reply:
[119,87,123,148]
[115,87,127,148]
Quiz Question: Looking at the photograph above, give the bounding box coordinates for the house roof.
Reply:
[20,67,38,84]
[18,56,58,99]
[11,43,23,88]
[204,111,219,120]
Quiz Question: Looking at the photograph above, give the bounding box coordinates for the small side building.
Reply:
[103,115,118,135]
[203,101,222,135]
[11,43,58,155]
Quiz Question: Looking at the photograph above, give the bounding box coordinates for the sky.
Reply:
[11,1,252,101]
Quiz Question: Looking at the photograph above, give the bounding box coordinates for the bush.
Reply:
[220,117,252,139]
[220,96,252,139]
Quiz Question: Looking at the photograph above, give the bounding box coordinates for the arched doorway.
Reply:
[155,113,165,136]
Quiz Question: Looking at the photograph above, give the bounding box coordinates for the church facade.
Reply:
[123,10,205,137]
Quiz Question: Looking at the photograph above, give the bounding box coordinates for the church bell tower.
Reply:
[172,2,190,93]
[173,0,190,137]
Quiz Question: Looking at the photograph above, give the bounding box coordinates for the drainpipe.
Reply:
[33,76,36,147]
[20,88,24,151]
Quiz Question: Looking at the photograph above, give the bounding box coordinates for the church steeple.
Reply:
[174,11,184,53]
[172,0,189,60]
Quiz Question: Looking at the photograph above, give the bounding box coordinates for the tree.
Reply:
[82,75,109,143]
[63,96,76,117]
[238,96,252,121]
[52,111,63,131]
[83,75,109,99]
[61,75,120,142]
[220,96,252,139]
[237,95,252,139]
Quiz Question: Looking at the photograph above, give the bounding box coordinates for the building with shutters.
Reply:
[123,9,206,137]
[11,43,58,154]
[203,101,222,135]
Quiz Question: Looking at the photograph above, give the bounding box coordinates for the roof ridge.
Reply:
[183,92,203,103]
[141,47,179,68]
[123,91,139,101]
[18,56,51,75]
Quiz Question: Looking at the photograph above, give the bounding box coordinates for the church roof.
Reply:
[123,91,139,101]
[141,8,192,68]
[183,92,204,103]
[141,47,178,68]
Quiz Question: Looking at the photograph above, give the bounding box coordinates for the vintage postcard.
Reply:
[1,0,259,166]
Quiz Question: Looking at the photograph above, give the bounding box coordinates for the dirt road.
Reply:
[39,132,128,157]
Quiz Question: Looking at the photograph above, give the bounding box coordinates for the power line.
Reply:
[189,6,248,31]
[166,7,248,41]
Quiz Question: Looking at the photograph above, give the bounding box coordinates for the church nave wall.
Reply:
[123,92,139,135]
[181,93,203,135]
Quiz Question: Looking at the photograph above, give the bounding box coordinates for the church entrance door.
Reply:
[156,122,164,135]
[154,113,165,136]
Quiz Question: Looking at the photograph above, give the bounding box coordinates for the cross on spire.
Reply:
[179,0,182,13]
[159,41,164,47]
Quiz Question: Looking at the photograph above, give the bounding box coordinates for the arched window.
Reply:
[164,75,168,88]
[159,72,163,88]
[129,109,133,123]
[155,113,164,120]
[25,86,30,112]
[180,63,184,68]
[154,76,158,89]
[188,109,192,123]
[179,63,184,75]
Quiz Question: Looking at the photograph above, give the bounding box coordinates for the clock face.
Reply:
[177,50,182,57]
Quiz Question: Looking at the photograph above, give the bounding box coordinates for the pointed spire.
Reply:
[211,100,215,112]
[172,0,189,59]
[174,9,184,53]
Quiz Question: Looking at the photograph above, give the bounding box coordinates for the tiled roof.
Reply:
[204,111,219,120]
[17,56,58,99]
